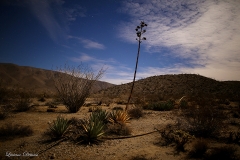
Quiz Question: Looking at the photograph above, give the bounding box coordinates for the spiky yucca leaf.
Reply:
[81,118,105,143]
[90,109,109,124]
[48,115,71,139]
[108,110,130,124]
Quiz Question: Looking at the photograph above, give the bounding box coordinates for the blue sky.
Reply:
[1,0,240,84]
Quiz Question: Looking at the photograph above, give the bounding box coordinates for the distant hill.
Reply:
[93,74,240,102]
[0,63,115,95]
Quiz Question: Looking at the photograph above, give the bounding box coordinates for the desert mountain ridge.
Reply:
[0,63,115,94]
[1,63,240,101]
[93,73,240,101]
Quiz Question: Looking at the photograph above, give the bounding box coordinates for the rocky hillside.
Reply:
[0,63,115,95]
[93,74,240,102]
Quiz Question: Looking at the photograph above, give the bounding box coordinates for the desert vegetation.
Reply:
[1,64,240,159]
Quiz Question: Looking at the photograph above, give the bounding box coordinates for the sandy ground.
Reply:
[0,99,239,160]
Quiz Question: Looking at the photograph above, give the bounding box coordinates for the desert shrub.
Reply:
[108,110,130,124]
[46,115,71,139]
[159,128,193,151]
[128,107,143,119]
[0,123,33,139]
[52,64,105,113]
[143,100,174,111]
[188,138,209,158]
[105,123,132,136]
[13,90,32,112]
[180,106,226,138]
[205,145,239,160]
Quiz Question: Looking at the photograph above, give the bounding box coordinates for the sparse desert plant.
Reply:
[90,109,109,124]
[105,123,132,136]
[13,90,32,112]
[80,117,105,144]
[47,115,71,139]
[128,107,143,119]
[52,64,105,113]
[173,130,193,151]
[159,128,193,151]
[205,145,239,160]
[181,105,226,138]
[0,123,33,139]
[189,138,209,158]
[108,110,130,124]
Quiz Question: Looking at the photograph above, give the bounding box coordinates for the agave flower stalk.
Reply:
[126,21,147,110]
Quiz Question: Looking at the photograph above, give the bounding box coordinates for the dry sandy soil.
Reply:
[1,99,240,160]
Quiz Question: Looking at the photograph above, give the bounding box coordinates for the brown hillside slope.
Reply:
[0,63,114,94]
[94,74,240,101]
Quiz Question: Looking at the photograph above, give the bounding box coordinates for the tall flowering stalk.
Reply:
[126,21,147,110]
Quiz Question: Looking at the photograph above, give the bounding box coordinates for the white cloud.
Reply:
[26,0,86,43]
[118,0,240,81]
[68,36,105,49]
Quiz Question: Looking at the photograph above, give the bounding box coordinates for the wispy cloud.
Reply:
[68,36,105,49]
[118,0,240,81]
[26,0,86,43]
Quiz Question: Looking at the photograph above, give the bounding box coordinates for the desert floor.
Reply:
[0,98,240,160]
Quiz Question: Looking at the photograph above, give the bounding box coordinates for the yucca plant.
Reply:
[48,115,71,139]
[108,110,130,124]
[81,117,105,144]
[90,109,109,124]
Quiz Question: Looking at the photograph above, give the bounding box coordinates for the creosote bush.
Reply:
[52,64,105,113]
[0,123,33,139]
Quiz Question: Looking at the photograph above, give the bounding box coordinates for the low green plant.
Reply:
[0,123,33,139]
[47,115,71,139]
[81,116,105,144]
[90,109,109,124]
